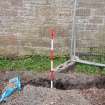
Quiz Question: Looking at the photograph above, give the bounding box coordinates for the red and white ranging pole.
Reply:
[49,30,56,88]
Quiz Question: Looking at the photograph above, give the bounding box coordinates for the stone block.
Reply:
[89,17,103,24]
[78,1,105,9]
[85,24,98,31]
[0,35,17,46]
[76,8,91,16]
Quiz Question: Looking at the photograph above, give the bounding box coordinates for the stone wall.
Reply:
[0,0,105,56]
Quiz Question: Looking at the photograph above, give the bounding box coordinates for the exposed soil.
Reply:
[0,71,105,105]
[81,88,105,105]
[2,86,91,105]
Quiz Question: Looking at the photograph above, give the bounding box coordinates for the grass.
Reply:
[0,54,104,75]
[0,55,69,72]
[75,54,105,75]
[76,63,105,75]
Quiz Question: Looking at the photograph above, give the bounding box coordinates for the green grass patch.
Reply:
[0,55,69,72]
[0,55,104,75]
[75,53,105,75]
[76,63,105,75]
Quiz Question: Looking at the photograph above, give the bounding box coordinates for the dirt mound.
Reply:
[81,88,105,105]
[3,85,91,105]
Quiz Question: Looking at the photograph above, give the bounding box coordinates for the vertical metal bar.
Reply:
[51,80,53,89]
[50,31,56,89]
[50,38,54,88]
[71,0,77,60]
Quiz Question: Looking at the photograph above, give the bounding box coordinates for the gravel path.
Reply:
[3,85,91,105]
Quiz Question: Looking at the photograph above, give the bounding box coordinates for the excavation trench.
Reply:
[23,74,105,90]
[0,71,105,90]
[0,72,105,105]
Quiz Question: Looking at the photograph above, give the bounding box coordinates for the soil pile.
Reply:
[3,85,91,105]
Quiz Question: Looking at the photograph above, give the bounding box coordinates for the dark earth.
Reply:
[0,71,105,105]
